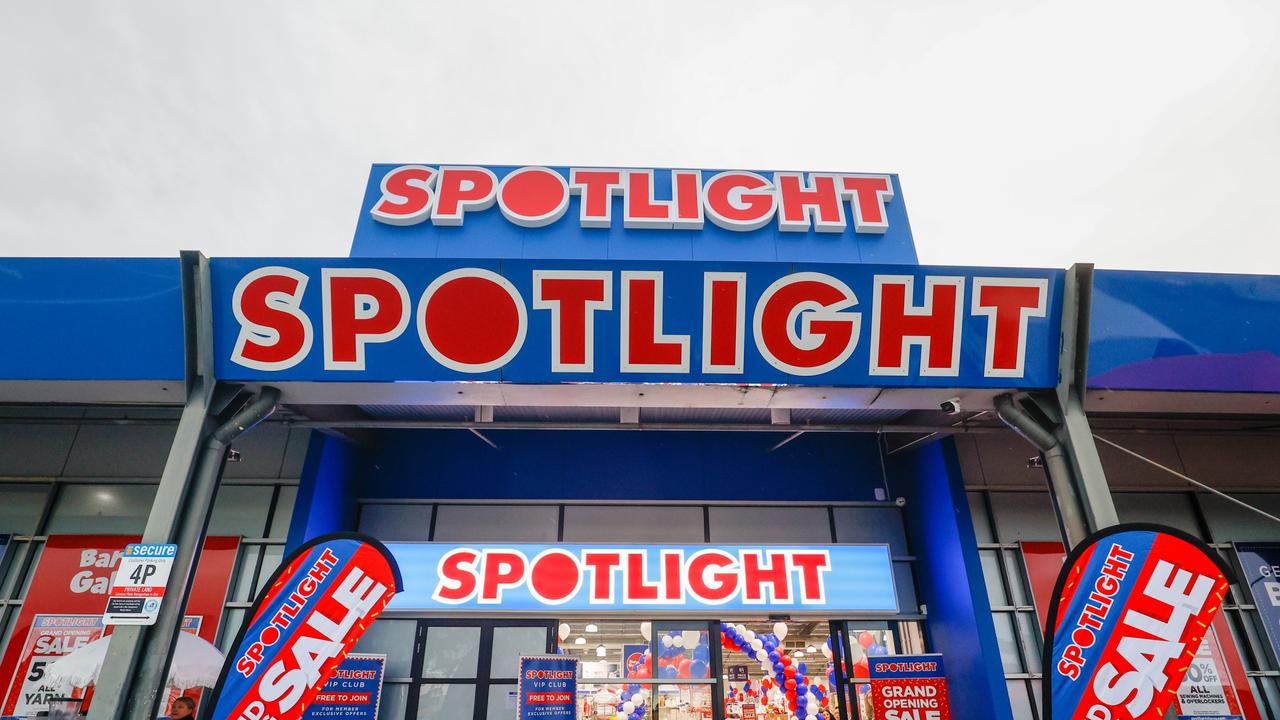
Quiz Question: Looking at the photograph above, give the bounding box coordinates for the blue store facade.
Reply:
[0,165,1278,720]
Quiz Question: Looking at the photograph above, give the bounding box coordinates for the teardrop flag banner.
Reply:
[206,533,402,720]
[1042,523,1234,720]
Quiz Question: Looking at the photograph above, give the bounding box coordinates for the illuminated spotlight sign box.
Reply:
[384,543,898,614]
[349,165,917,264]
[211,258,1062,387]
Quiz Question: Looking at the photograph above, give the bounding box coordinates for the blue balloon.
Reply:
[796,696,808,708]
[690,660,708,677]
[661,665,678,679]
[768,651,780,663]
[797,662,807,675]
[827,672,836,685]
[773,662,785,675]
[693,646,710,662]
[869,644,888,656]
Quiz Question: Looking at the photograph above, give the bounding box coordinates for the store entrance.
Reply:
[555,619,911,720]
[407,619,558,720]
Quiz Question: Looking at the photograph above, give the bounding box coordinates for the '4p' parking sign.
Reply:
[102,543,177,625]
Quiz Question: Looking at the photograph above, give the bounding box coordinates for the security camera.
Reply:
[939,397,962,415]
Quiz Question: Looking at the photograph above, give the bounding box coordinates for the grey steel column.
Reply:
[994,264,1117,546]
[89,253,283,720]
[89,252,220,720]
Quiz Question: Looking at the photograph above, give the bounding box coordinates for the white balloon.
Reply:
[673,635,686,648]
[558,623,571,641]
[751,638,764,652]
[735,624,748,636]
[634,693,646,706]
[742,630,757,644]
[682,630,701,648]
[773,622,788,641]
[639,622,652,641]
[661,635,673,648]
[806,714,819,720]
[755,649,769,662]
[806,693,817,705]
[622,703,636,714]
[820,643,833,660]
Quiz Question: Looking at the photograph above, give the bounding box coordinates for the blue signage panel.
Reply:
[351,165,918,265]
[302,654,386,720]
[518,655,578,720]
[1233,543,1280,664]
[211,257,1062,387]
[0,258,184,381]
[385,543,898,613]
[1090,270,1280,393]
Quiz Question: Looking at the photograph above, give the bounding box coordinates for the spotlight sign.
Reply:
[211,258,1062,388]
[385,543,897,614]
[350,165,919,265]
[1043,524,1234,720]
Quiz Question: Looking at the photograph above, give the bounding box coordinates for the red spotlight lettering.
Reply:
[703,171,776,232]
[321,269,410,371]
[870,275,964,377]
[621,271,690,373]
[775,173,847,233]
[370,165,437,226]
[528,550,581,604]
[672,170,704,229]
[971,278,1048,378]
[432,549,480,603]
[583,551,622,603]
[741,551,792,603]
[839,175,894,233]
[231,267,313,371]
[752,272,861,376]
[569,169,624,228]
[479,550,527,603]
[686,550,739,604]
[624,170,674,229]
[702,272,746,374]
[418,269,527,373]
[533,271,612,372]
[790,552,831,603]
[624,552,661,602]
[432,166,498,226]
[498,167,570,228]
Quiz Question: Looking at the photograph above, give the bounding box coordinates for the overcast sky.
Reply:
[1,1,1277,272]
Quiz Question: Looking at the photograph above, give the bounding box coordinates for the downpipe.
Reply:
[994,393,1089,545]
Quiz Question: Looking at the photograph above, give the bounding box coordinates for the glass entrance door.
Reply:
[410,619,557,720]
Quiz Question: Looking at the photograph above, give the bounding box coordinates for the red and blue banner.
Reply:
[868,654,950,720]
[387,543,897,614]
[207,533,402,720]
[1043,524,1234,720]
[518,655,579,720]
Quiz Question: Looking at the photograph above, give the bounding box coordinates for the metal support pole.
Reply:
[994,264,1117,547]
[89,252,218,720]
[125,387,280,720]
[88,252,283,720]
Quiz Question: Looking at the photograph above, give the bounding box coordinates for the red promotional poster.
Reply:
[1043,524,1235,720]
[867,654,950,720]
[0,535,239,716]
[207,533,402,720]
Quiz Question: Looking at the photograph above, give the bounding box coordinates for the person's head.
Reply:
[170,696,196,720]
